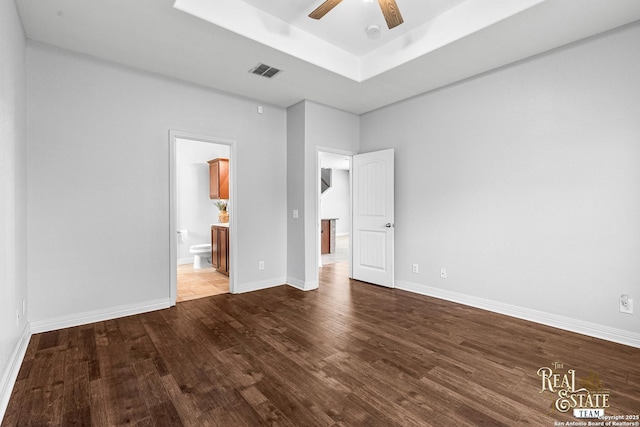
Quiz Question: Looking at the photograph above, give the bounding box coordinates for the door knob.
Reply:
[385,223,393,228]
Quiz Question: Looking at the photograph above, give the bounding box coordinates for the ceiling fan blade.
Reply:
[378,0,404,29]
[309,0,343,20]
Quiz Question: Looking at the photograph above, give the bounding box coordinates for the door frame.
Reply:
[316,146,355,282]
[169,130,238,304]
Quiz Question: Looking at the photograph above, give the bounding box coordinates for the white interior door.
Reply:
[352,149,394,287]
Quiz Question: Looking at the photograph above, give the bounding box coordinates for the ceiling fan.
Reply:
[309,0,404,30]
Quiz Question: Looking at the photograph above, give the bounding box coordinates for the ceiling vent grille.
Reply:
[249,63,282,79]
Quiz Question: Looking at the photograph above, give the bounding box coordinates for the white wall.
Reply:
[176,139,229,263]
[286,101,359,288]
[305,102,359,285]
[320,169,350,235]
[0,0,28,418]
[286,102,306,285]
[26,42,287,325]
[360,22,640,337]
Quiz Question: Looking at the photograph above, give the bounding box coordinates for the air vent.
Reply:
[249,63,282,79]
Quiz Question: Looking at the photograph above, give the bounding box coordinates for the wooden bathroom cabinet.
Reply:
[208,158,229,200]
[211,225,229,276]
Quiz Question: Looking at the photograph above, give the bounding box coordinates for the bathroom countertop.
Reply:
[211,223,229,228]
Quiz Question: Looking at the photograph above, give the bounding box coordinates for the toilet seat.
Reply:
[189,243,211,253]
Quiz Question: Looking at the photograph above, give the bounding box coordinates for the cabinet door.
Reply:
[217,159,229,200]
[217,227,229,276]
[321,220,330,254]
[211,226,219,268]
[209,161,220,199]
[208,158,229,200]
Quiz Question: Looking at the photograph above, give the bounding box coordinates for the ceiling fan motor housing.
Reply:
[366,24,381,39]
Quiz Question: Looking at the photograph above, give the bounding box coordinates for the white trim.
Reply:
[234,277,287,294]
[395,280,640,349]
[177,257,194,265]
[169,130,238,301]
[287,277,319,292]
[286,277,306,290]
[0,325,31,422]
[29,299,171,334]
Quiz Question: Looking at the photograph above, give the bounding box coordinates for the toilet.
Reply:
[189,244,212,269]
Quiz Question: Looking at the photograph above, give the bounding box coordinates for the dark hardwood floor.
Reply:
[3,262,640,426]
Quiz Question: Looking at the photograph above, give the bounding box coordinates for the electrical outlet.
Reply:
[259,261,265,270]
[412,264,419,274]
[620,295,633,314]
[440,268,447,279]
[292,210,299,219]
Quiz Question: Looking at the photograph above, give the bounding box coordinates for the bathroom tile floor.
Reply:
[177,264,229,302]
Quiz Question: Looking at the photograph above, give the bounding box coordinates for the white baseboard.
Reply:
[177,257,193,265]
[29,298,172,334]
[233,277,287,294]
[395,280,640,349]
[0,324,31,422]
[287,277,319,292]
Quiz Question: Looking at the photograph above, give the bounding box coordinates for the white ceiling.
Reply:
[239,0,468,57]
[16,0,640,114]
[320,152,351,170]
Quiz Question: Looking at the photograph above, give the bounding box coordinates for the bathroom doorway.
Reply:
[169,131,237,304]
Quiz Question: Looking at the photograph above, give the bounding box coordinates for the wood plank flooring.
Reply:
[177,264,228,302]
[3,262,640,426]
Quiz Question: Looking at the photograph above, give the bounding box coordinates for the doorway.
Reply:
[169,131,237,304]
[318,151,352,273]
[316,148,395,289]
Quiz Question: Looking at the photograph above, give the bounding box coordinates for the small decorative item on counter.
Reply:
[214,201,229,223]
